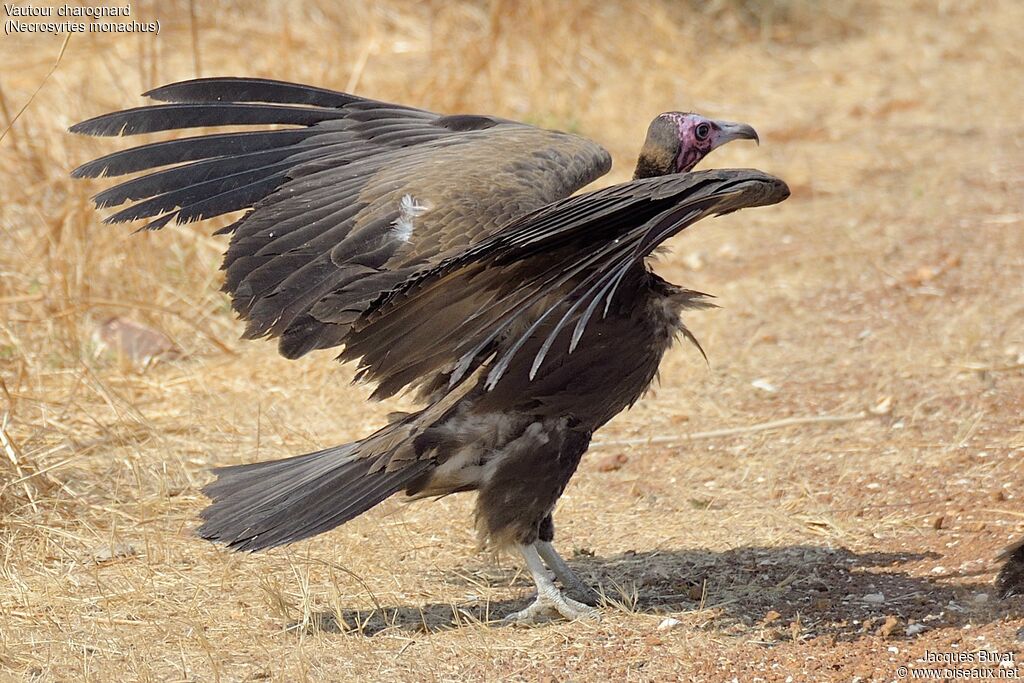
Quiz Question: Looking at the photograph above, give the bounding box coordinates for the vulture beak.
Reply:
[715,120,760,147]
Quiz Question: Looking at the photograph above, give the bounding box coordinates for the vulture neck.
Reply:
[632,145,675,180]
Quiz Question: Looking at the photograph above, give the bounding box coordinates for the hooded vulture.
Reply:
[71,78,789,623]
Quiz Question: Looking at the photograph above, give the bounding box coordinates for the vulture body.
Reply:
[72,78,789,622]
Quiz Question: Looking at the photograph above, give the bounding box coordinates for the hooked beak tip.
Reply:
[717,120,760,147]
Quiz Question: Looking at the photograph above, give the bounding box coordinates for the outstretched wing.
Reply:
[343,169,790,399]
[71,77,612,358]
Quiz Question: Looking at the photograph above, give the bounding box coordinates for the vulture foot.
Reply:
[503,590,597,625]
[504,543,600,624]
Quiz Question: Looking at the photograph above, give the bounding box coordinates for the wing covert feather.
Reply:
[71,77,612,360]
[342,170,790,399]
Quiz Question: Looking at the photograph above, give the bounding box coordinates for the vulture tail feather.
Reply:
[198,433,432,552]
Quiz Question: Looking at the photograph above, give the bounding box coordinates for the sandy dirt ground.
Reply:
[1,1,1022,680]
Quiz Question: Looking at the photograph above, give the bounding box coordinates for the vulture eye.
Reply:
[695,123,711,141]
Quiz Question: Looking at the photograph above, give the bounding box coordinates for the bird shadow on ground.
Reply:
[297,545,1017,639]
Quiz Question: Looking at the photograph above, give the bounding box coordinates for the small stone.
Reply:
[789,619,802,640]
[862,592,885,604]
[89,542,137,564]
[595,452,628,473]
[877,615,899,637]
[870,396,893,415]
[658,617,682,631]
[751,378,778,393]
[762,609,782,625]
[906,623,928,637]
[92,316,180,367]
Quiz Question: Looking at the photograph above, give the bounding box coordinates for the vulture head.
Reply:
[634,112,760,179]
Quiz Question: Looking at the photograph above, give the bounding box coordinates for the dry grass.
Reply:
[1,0,1023,680]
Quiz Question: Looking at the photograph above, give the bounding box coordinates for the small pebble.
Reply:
[595,452,628,473]
[906,623,928,637]
[658,617,682,631]
[877,615,899,637]
[862,592,885,604]
[870,396,893,415]
[89,542,137,564]
[92,316,179,366]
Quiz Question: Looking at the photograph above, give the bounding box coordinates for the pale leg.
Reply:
[504,543,600,624]
[537,541,601,605]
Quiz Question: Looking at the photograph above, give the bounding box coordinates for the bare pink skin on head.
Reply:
[658,112,760,172]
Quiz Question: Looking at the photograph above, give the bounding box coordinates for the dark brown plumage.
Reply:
[71,78,788,622]
[996,538,1024,598]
